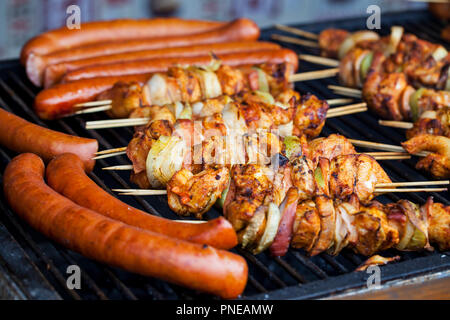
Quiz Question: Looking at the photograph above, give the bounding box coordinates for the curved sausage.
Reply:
[62,49,299,83]
[34,74,151,120]
[3,153,248,299]
[21,18,225,65]
[0,108,98,171]
[28,18,259,86]
[43,41,279,87]
[46,153,238,250]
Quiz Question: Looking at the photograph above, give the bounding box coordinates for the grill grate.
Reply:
[0,10,449,300]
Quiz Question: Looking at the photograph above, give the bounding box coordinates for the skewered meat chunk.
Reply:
[291,200,321,252]
[293,94,329,138]
[406,107,450,139]
[308,134,356,168]
[402,134,450,179]
[318,29,350,58]
[167,167,229,218]
[426,199,450,251]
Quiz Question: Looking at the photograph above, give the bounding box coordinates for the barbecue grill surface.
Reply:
[0,10,449,300]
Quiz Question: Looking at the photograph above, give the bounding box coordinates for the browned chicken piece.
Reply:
[352,203,399,256]
[309,195,336,256]
[318,29,350,58]
[402,134,450,179]
[167,166,229,218]
[96,81,148,119]
[291,156,315,201]
[129,105,176,124]
[308,134,356,168]
[329,154,391,203]
[215,64,245,96]
[291,200,321,252]
[240,100,274,131]
[126,120,174,174]
[424,198,450,251]
[192,96,231,118]
[130,171,151,190]
[275,88,300,105]
[417,89,450,116]
[224,164,274,231]
[258,63,295,96]
[167,67,202,103]
[363,71,408,120]
[406,107,450,139]
[293,93,329,139]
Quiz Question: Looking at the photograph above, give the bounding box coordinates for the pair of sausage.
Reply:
[28,18,260,87]
[21,18,225,65]
[34,49,298,120]
[62,48,298,83]
[46,153,238,250]
[43,40,278,87]
[0,108,97,171]
[3,153,248,299]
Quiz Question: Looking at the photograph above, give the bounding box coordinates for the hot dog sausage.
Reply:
[34,74,151,120]
[21,18,225,65]
[3,153,248,299]
[43,41,279,87]
[62,49,298,83]
[27,18,259,86]
[0,108,98,171]
[46,153,238,250]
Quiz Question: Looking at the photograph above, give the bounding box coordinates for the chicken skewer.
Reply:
[73,61,339,117]
[84,92,366,130]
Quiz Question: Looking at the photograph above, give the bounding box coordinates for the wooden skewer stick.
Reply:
[75,105,112,115]
[376,180,449,188]
[92,151,127,160]
[331,90,362,99]
[326,98,354,106]
[328,85,362,95]
[86,102,365,130]
[379,120,413,129]
[289,68,339,82]
[374,188,447,193]
[372,155,411,160]
[271,34,320,48]
[349,139,429,157]
[299,54,339,67]
[274,24,319,40]
[113,186,448,196]
[103,165,133,171]
[74,100,112,108]
[95,147,127,155]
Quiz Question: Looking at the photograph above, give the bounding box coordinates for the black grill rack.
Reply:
[0,10,449,300]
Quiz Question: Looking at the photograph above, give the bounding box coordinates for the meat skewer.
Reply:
[37,60,341,120]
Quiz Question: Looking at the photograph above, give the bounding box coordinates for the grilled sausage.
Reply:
[27,18,259,86]
[21,18,225,65]
[3,153,248,299]
[62,48,299,83]
[46,153,238,250]
[0,108,97,171]
[34,74,151,120]
[43,41,279,87]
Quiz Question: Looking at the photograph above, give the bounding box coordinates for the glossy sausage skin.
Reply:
[0,108,98,171]
[21,18,225,65]
[63,48,299,82]
[34,74,151,120]
[3,154,248,299]
[43,41,279,87]
[28,18,259,86]
[46,153,238,250]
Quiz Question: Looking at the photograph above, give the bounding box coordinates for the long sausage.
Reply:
[3,153,248,299]
[46,153,238,250]
[43,41,279,87]
[27,18,259,86]
[34,74,151,120]
[0,108,98,171]
[62,49,299,83]
[21,18,225,65]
